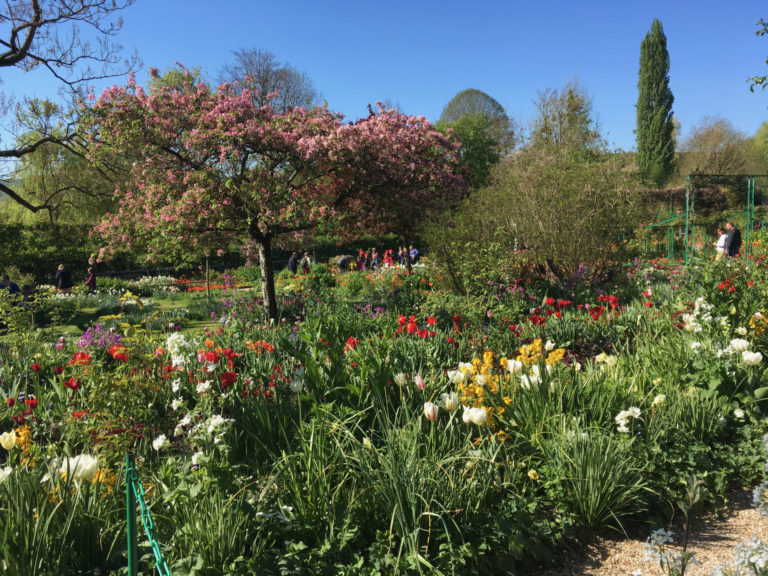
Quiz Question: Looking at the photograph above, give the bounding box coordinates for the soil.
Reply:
[538,486,768,576]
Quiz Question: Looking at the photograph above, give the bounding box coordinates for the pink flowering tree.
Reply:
[330,105,465,271]
[89,70,345,321]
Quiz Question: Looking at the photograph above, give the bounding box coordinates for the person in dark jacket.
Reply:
[0,275,20,295]
[55,264,73,293]
[725,221,742,257]
[84,267,97,292]
[287,252,299,274]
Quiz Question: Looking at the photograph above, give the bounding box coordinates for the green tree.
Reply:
[439,88,515,153]
[636,18,676,187]
[529,81,600,152]
[436,113,499,189]
[7,99,116,226]
[0,0,136,215]
[678,116,747,176]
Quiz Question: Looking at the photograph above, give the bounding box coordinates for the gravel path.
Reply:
[539,487,768,576]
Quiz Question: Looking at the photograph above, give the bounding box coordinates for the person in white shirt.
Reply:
[714,226,727,260]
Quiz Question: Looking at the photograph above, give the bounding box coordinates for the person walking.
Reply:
[725,221,742,257]
[55,264,73,293]
[300,252,311,274]
[287,251,299,274]
[714,227,727,260]
[84,267,97,292]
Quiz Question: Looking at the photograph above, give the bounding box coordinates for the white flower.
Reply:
[0,466,11,483]
[617,423,630,434]
[447,369,465,385]
[652,394,666,407]
[462,405,472,424]
[166,333,188,367]
[506,359,523,375]
[171,379,181,393]
[736,326,748,336]
[468,407,487,425]
[196,380,211,394]
[627,406,642,418]
[595,352,607,364]
[743,350,763,366]
[0,431,16,451]
[521,373,540,389]
[191,451,204,466]
[544,339,555,351]
[690,341,702,350]
[152,434,169,451]
[423,402,439,421]
[393,373,407,387]
[289,378,303,394]
[604,355,617,368]
[440,392,459,412]
[730,338,751,353]
[171,398,183,411]
[734,408,745,419]
[60,454,99,481]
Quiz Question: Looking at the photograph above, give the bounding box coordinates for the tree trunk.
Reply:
[257,236,278,322]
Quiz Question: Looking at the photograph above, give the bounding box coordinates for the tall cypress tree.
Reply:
[636,18,676,186]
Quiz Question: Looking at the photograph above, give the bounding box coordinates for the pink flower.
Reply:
[414,375,425,390]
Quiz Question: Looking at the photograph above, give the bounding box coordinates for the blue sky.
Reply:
[7,0,768,151]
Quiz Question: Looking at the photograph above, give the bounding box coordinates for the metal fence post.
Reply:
[126,453,139,576]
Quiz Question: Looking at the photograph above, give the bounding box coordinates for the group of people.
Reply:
[0,275,33,303]
[714,221,742,260]
[336,245,420,272]
[287,252,312,275]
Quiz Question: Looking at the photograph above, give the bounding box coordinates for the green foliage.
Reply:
[529,81,601,152]
[542,425,647,530]
[436,112,501,189]
[636,18,676,186]
[478,146,640,278]
[749,18,768,93]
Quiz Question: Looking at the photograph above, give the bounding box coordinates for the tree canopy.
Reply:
[89,76,463,317]
[0,0,136,216]
[636,18,676,187]
[529,81,601,152]
[218,48,320,113]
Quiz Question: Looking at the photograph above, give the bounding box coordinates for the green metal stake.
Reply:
[126,453,139,576]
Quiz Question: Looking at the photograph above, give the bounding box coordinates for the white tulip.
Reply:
[60,454,99,481]
[0,431,16,451]
[469,407,487,425]
[440,392,459,412]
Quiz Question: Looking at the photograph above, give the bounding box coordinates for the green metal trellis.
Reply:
[644,174,763,263]
[126,453,171,576]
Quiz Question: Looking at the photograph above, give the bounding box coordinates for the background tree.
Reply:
[90,73,344,321]
[529,81,601,152]
[428,81,639,289]
[6,98,116,226]
[0,0,136,216]
[678,116,748,176]
[438,88,515,153]
[436,112,499,189]
[218,48,320,113]
[332,104,464,271]
[636,18,676,187]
